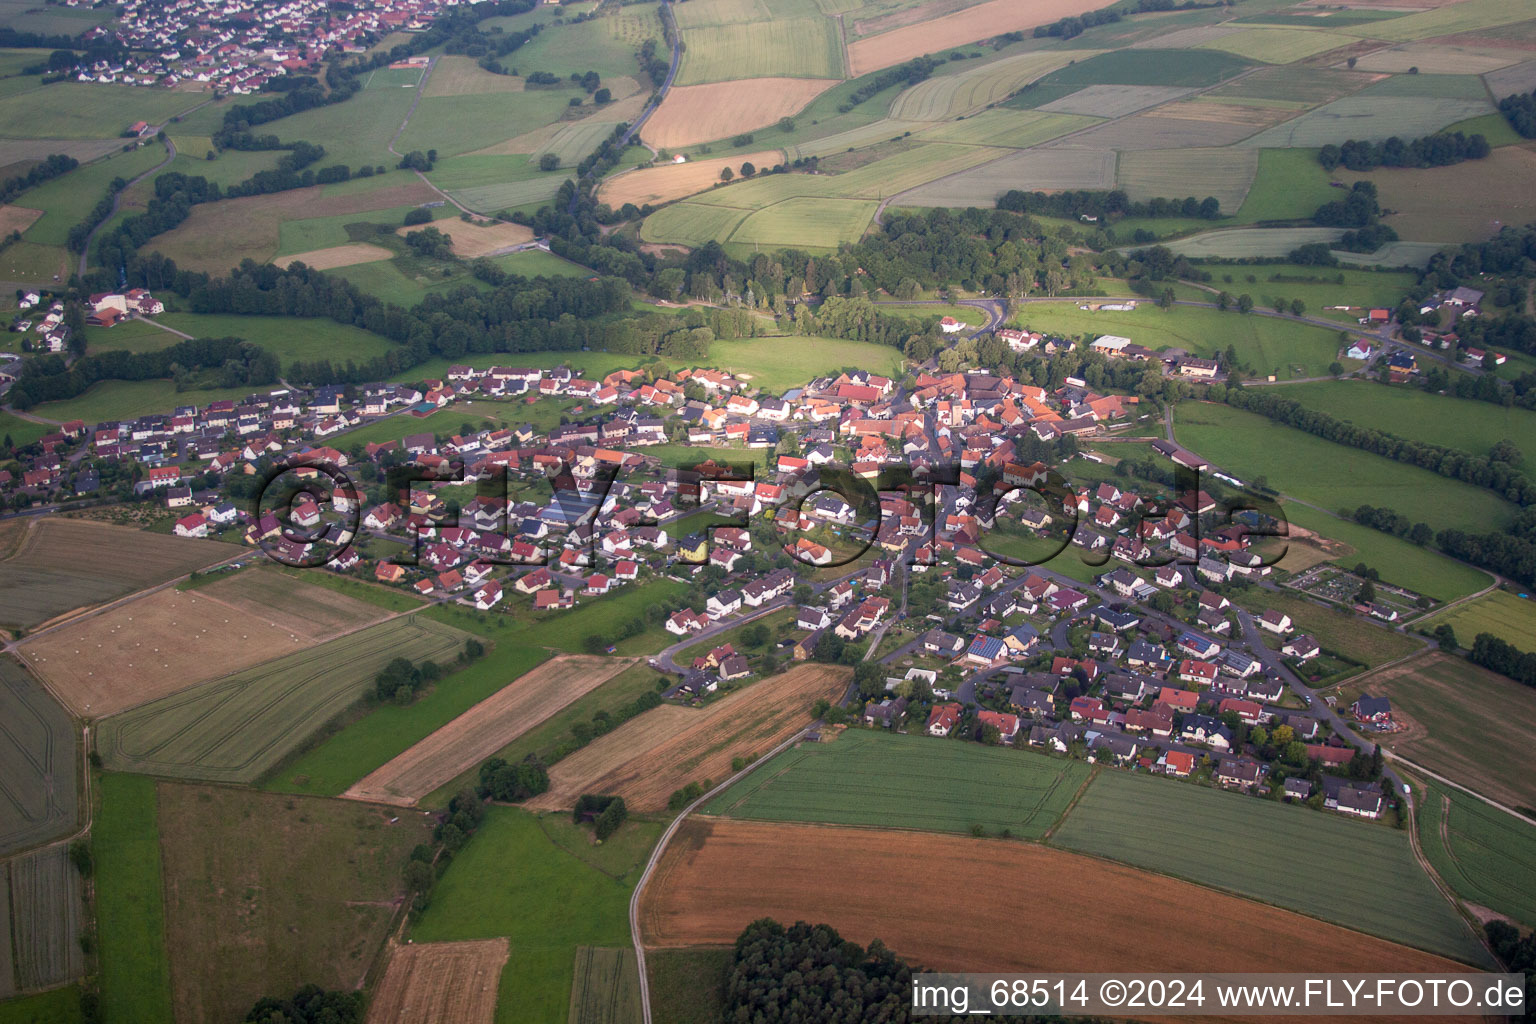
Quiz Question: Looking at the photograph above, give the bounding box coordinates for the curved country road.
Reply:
[75,132,180,279]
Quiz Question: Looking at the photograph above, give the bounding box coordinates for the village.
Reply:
[0,298,1414,828]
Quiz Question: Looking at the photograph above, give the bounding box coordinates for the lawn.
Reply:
[0,988,81,1024]
[1033,49,1253,88]
[1173,401,1519,534]
[139,313,400,367]
[1424,590,1536,649]
[0,83,202,139]
[1235,149,1348,223]
[1051,769,1491,965]
[326,257,496,308]
[871,303,987,326]
[492,248,592,278]
[424,578,692,657]
[83,317,183,354]
[1202,266,1417,324]
[266,641,549,797]
[1280,380,1536,467]
[397,89,581,159]
[503,10,658,79]
[706,335,904,393]
[1247,588,1421,670]
[1011,302,1344,380]
[1417,780,1536,929]
[409,807,651,1024]
[29,379,259,424]
[1279,502,1491,603]
[1361,652,1536,812]
[243,85,417,171]
[0,411,51,448]
[92,774,173,1024]
[336,406,509,448]
[705,730,1091,839]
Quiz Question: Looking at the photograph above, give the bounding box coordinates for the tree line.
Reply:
[1,152,77,205]
[1497,86,1536,139]
[1317,132,1490,172]
[7,338,280,409]
[999,188,1221,221]
[1223,384,1536,507]
[1468,632,1536,688]
[243,986,363,1024]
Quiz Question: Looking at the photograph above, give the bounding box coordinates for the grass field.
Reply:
[17,144,170,247]
[157,783,428,1024]
[1417,780,1536,929]
[268,640,549,798]
[676,19,842,85]
[425,578,692,657]
[1280,380,1536,467]
[7,846,83,992]
[494,248,591,278]
[1015,302,1343,380]
[29,378,261,423]
[1238,587,1422,670]
[0,987,81,1024]
[915,109,1098,149]
[1241,94,1493,149]
[890,50,1094,120]
[92,774,173,1024]
[1362,0,1533,41]
[0,658,77,857]
[1334,146,1536,244]
[566,947,641,1024]
[1425,591,1536,649]
[340,654,629,806]
[0,84,201,140]
[401,89,583,159]
[1174,400,1519,534]
[640,203,751,248]
[1280,502,1491,603]
[96,616,472,784]
[410,808,650,1024]
[1355,653,1536,812]
[704,730,1090,838]
[1202,266,1419,324]
[1196,27,1356,63]
[1051,770,1489,964]
[150,312,399,366]
[0,518,231,631]
[512,9,659,78]
[1117,147,1258,213]
[728,197,878,251]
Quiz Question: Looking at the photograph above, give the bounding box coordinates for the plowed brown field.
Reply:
[527,664,849,812]
[343,655,632,806]
[366,939,508,1024]
[642,79,837,150]
[848,0,1107,76]
[599,150,785,208]
[276,243,393,270]
[642,819,1474,989]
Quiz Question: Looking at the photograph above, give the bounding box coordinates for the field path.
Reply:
[384,59,480,218]
[74,99,212,279]
[628,724,815,1024]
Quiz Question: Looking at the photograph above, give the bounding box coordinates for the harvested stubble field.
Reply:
[0,204,41,235]
[150,181,441,272]
[366,939,509,1024]
[96,616,471,784]
[599,151,787,208]
[20,568,389,716]
[423,55,525,97]
[1045,109,1262,150]
[641,819,1478,984]
[396,219,535,257]
[643,79,837,150]
[1355,652,1536,811]
[900,148,1115,205]
[1036,83,1194,118]
[343,655,634,806]
[1425,590,1536,650]
[847,0,1105,76]
[1348,41,1528,74]
[1417,782,1536,929]
[527,663,850,811]
[1335,147,1536,243]
[0,518,231,631]
[677,19,842,85]
[276,243,393,270]
[704,729,1089,838]
[1117,147,1259,212]
[889,50,1095,120]
[1051,769,1489,964]
[158,783,432,1024]
[915,110,1097,148]
[8,845,84,992]
[0,658,78,857]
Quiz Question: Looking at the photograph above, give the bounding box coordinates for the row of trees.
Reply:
[1222,385,1536,508]
[1,152,77,205]
[7,337,280,409]
[1468,632,1536,688]
[1317,132,1490,172]
[999,188,1221,221]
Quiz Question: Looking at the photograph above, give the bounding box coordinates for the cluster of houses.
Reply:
[62,0,456,92]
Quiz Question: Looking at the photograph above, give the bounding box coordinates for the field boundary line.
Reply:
[629,724,814,1024]
[1044,763,1099,841]
[1388,752,1536,829]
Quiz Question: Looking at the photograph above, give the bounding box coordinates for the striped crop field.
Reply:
[96,616,471,784]
[704,729,1090,839]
